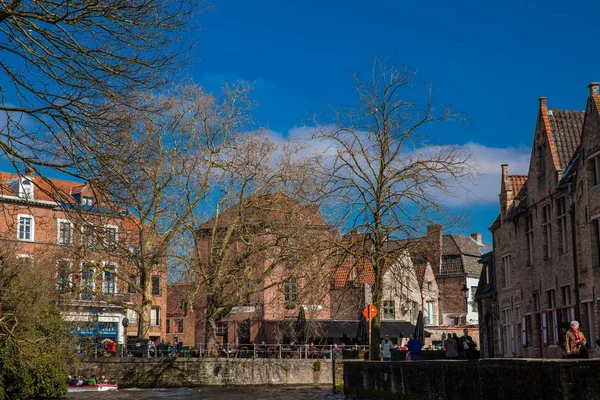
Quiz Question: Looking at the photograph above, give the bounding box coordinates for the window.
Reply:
[383,300,395,320]
[166,319,171,334]
[57,219,73,245]
[81,262,95,300]
[20,179,34,199]
[16,254,33,268]
[150,307,161,326]
[216,322,227,335]
[592,218,600,269]
[557,197,568,254]
[17,214,34,241]
[82,224,95,248]
[560,285,571,306]
[547,289,557,345]
[533,292,540,312]
[128,275,139,294]
[104,225,118,249]
[284,277,298,303]
[525,214,534,266]
[82,196,94,207]
[591,154,600,186]
[427,281,433,291]
[542,204,552,260]
[126,309,139,327]
[174,319,184,333]
[151,276,161,296]
[502,255,511,287]
[56,260,72,293]
[426,301,435,326]
[103,263,117,296]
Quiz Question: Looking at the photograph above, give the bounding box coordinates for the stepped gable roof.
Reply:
[508,175,528,197]
[547,109,584,170]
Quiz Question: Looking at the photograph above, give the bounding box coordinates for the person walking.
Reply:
[406,335,422,361]
[565,320,588,358]
[459,329,476,360]
[381,335,394,361]
[444,332,459,359]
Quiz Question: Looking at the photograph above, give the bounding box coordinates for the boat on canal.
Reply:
[67,383,118,392]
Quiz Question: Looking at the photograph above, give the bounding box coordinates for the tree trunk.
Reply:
[138,269,152,339]
[204,308,218,357]
[370,285,383,360]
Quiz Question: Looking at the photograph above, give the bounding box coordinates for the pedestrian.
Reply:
[444,332,459,359]
[565,320,588,358]
[87,375,98,385]
[459,329,476,360]
[381,335,394,361]
[406,335,422,361]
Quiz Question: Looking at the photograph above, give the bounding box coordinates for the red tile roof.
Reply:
[332,256,375,288]
[508,175,527,198]
[0,171,85,203]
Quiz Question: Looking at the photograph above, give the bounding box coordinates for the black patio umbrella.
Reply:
[356,315,369,345]
[294,307,307,343]
[413,311,424,343]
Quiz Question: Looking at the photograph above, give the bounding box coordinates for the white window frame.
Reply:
[151,306,161,327]
[81,195,94,206]
[383,300,395,320]
[80,261,96,300]
[81,224,96,248]
[17,214,34,241]
[425,300,435,326]
[56,259,73,292]
[102,262,118,296]
[541,311,548,345]
[20,178,34,199]
[57,219,73,245]
[104,224,118,249]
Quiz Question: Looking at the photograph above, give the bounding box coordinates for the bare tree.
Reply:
[186,131,331,354]
[0,0,199,174]
[57,83,251,339]
[312,59,473,358]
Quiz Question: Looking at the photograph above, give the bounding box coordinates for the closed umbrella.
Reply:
[294,306,307,343]
[356,315,368,345]
[414,311,424,343]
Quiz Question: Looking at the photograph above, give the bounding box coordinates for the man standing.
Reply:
[381,335,394,361]
[406,335,422,361]
[459,329,476,360]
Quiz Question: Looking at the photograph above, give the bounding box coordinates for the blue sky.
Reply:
[187,0,600,242]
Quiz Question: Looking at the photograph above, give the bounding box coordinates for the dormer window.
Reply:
[81,196,93,207]
[6,178,34,199]
[21,179,33,199]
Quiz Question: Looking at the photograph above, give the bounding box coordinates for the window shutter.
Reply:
[569,306,575,322]
[541,312,548,346]
[521,316,527,347]
[552,310,559,345]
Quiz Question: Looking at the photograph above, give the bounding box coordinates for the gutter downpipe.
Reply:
[568,182,581,322]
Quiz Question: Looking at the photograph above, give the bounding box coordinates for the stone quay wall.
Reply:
[73,358,333,388]
[343,358,600,400]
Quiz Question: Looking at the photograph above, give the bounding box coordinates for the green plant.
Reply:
[312,360,322,372]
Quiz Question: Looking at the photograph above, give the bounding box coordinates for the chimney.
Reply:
[426,224,443,276]
[588,82,599,97]
[24,167,35,177]
[538,97,547,108]
[500,164,513,220]
[470,233,482,245]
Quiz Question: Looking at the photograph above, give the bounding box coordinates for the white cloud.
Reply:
[269,127,532,206]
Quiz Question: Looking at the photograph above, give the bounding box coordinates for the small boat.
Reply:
[67,383,118,392]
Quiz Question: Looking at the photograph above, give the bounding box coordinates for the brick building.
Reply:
[0,169,167,346]
[166,282,198,347]
[479,84,600,358]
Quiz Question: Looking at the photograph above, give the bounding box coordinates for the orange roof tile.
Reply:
[508,175,527,197]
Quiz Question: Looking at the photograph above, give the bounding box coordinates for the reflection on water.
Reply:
[66,386,344,399]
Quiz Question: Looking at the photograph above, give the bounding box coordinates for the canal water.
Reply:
[66,386,344,399]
